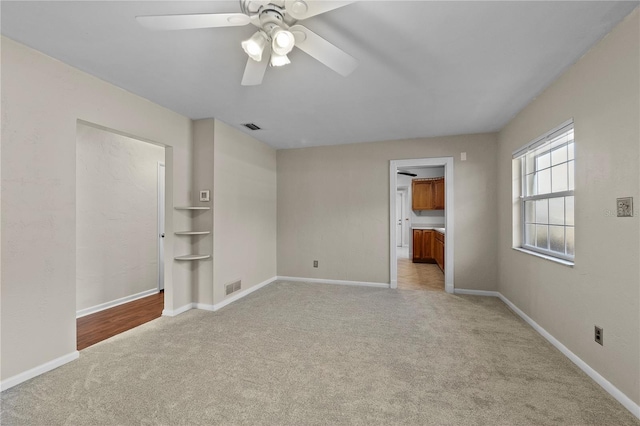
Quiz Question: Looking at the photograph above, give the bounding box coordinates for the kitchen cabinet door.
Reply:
[433,178,445,210]
[413,229,434,262]
[412,180,433,210]
[412,178,445,210]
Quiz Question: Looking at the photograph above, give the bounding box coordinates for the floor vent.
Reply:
[225,280,242,295]
[242,123,261,131]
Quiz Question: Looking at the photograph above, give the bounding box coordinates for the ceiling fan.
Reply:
[137,0,358,86]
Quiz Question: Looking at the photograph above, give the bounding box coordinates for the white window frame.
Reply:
[513,119,575,263]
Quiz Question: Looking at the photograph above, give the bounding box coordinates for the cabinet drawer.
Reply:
[435,232,444,243]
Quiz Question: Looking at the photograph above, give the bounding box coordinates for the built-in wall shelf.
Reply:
[175,231,211,235]
[174,254,210,261]
[175,206,210,210]
[173,206,211,262]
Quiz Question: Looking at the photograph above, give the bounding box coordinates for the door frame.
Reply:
[395,190,407,247]
[157,162,165,291]
[389,157,455,292]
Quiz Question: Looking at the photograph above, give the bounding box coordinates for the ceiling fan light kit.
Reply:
[270,26,295,55]
[241,30,269,61]
[137,0,358,85]
[270,52,291,67]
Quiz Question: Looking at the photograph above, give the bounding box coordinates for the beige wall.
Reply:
[192,119,215,305]
[277,134,499,289]
[76,123,165,312]
[496,9,639,404]
[1,37,193,381]
[212,120,277,304]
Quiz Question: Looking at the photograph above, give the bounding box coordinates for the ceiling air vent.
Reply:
[243,123,261,131]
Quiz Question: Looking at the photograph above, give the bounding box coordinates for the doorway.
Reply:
[76,121,166,349]
[389,158,454,292]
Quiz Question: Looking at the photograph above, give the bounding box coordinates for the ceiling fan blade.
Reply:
[290,25,357,76]
[241,50,270,86]
[285,1,356,20]
[136,13,251,31]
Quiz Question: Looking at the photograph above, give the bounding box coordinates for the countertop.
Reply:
[411,225,445,234]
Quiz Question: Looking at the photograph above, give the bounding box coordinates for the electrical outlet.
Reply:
[313,260,318,268]
[617,197,633,217]
[594,326,603,346]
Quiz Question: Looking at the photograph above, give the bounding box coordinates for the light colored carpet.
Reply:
[2,281,638,425]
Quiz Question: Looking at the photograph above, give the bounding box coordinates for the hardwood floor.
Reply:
[77,291,164,350]
[397,258,444,291]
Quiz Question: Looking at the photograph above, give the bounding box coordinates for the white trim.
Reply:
[157,162,165,291]
[512,247,574,267]
[211,276,278,311]
[162,302,193,317]
[512,118,574,158]
[76,289,159,318]
[451,289,640,420]
[389,157,455,293]
[453,289,500,297]
[1,351,79,391]
[498,292,640,419]
[161,277,279,316]
[278,276,389,288]
[193,303,215,311]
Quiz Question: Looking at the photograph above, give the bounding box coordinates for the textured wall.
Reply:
[277,133,498,289]
[76,123,164,312]
[192,118,215,305]
[496,10,639,404]
[1,37,193,382]
[213,120,277,304]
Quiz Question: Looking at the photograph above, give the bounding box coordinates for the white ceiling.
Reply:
[2,1,637,149]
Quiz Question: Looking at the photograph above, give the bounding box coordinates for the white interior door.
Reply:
[158,162,165,291]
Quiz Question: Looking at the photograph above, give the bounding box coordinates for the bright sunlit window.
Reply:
[514,120,575,263]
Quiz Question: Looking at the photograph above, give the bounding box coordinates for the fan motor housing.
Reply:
[241,0,297,27]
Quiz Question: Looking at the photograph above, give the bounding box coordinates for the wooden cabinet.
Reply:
[412,177,445,210]
[433,178,445,210]
[412,229,434,263]
[412,180,433,210]
[434,231,445,271]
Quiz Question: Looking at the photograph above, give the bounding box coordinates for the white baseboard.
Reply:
[453,288,500,297]
[1,351,79,391]
[278,276,390,289]
[496,293,640,420]
[454,288,640,420]
[193,303,215,311]
[162,302,193,317]
[163,277,279,315]
[77,288,159,318]
[211,276,278,311]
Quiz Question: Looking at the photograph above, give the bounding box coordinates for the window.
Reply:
[514,121,574,263]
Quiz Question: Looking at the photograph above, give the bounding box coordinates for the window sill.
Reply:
[512,247,574,267]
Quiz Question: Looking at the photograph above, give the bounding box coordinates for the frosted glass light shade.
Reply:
[271,27,295,55]
[270,53,291,67]
[242,31,268,62]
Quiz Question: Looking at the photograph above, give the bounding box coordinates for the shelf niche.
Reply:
[174,254,210,261]
[173,206,211,261]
